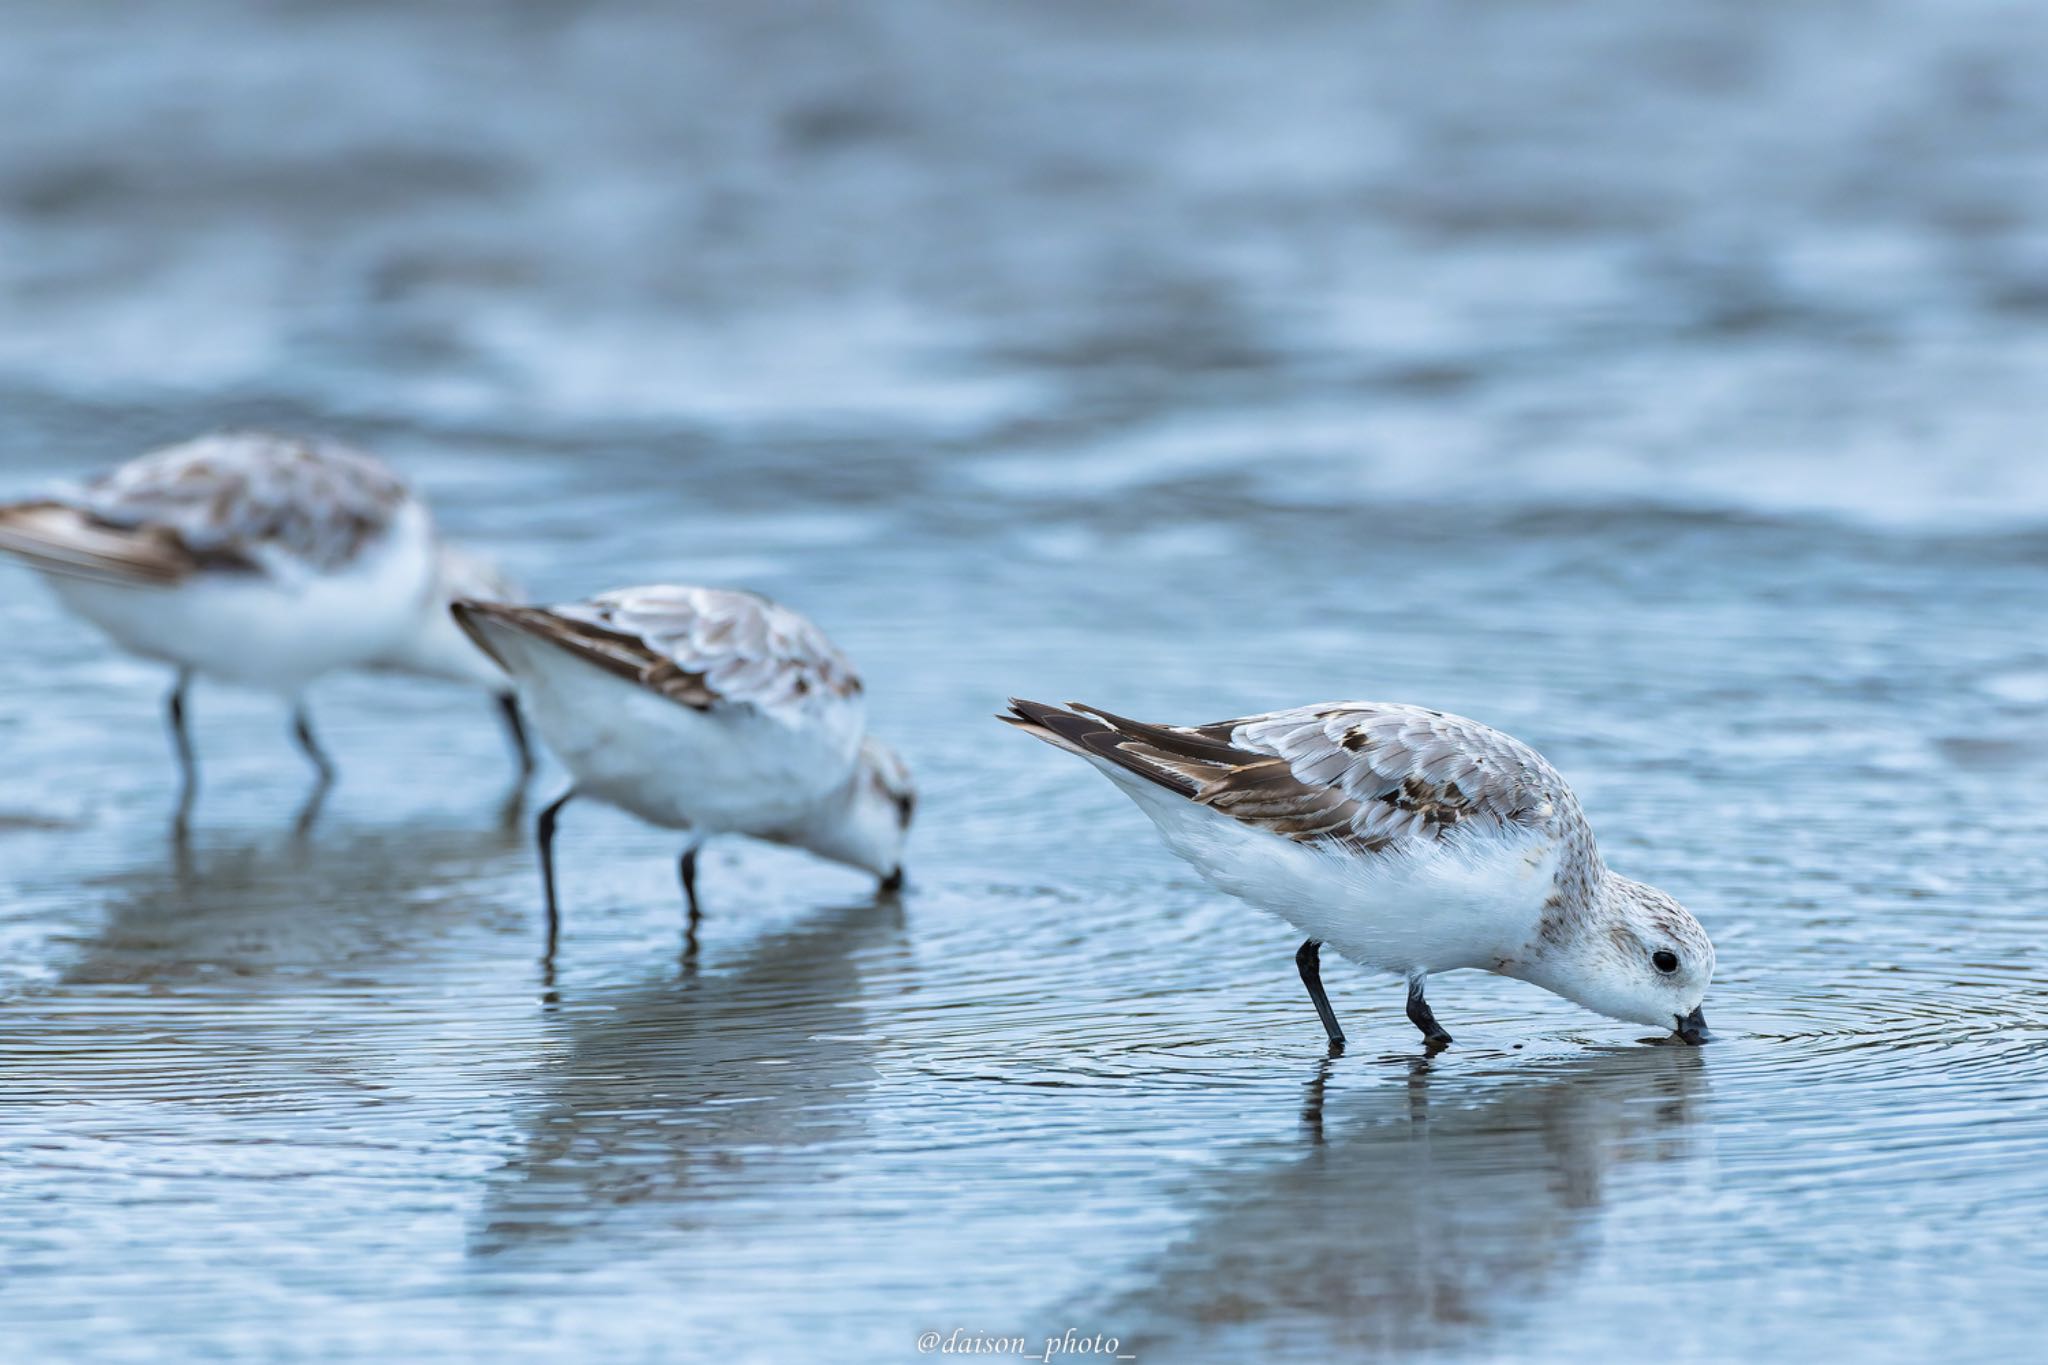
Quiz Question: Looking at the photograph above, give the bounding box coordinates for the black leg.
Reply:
[1295,939,1346,1049]
[676,844,704,970]
[165,669,197,826]
[291,783,331,837]
[496,692,534,781]
[678,845,703,931]
[535,788,576,960]
[288,704,336,835]
[1406,976,1453,1048]
[290,704,337,786]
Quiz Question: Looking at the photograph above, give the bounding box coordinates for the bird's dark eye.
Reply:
[1652,950,1680,974]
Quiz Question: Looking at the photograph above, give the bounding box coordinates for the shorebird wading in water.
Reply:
[453,585,915,957]
[0,432,532,824]
[1002,698,1712,1050]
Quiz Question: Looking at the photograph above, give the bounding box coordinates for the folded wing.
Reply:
[0,431,413,585]
[1004,698,1584,857]
[456,585,864,721]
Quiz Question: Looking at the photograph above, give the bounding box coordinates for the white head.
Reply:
[795,737,916,887]
[1514,876,1715,1043]
[374,543,520,693]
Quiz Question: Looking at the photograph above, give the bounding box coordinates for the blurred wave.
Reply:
[3,2,2047,527]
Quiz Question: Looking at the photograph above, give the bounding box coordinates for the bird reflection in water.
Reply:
[1109,1045,1708,1358]
[470,892,909,1264]
[65,816,525,989]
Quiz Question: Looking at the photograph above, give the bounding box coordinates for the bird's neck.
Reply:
[1496,862,1614,986]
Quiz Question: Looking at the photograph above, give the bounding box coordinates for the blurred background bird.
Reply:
[0,430,531,825]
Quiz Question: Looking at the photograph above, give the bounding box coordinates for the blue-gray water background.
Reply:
[3,2,2048,1360]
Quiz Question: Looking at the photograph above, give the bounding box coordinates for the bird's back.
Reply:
[456,586,869,832]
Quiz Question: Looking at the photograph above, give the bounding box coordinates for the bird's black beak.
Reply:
[878,866,905,893]
[1675,1005,1711,1046]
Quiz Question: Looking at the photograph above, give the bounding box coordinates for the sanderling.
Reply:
[452,585,915,955]
[1002,698,1712,1050]
[0,431,531,820]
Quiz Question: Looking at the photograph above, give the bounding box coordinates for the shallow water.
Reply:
[5,2,2048,1361]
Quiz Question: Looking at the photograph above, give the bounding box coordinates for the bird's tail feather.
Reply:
[0,502,191,586]
[999,697,1207,798]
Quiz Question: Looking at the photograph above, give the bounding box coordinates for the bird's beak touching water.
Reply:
[1675,1005,1711,1046]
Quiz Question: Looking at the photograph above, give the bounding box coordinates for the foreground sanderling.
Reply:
[1003,698,1712,1049]
[452,585,915,954]
[0,431,531,818]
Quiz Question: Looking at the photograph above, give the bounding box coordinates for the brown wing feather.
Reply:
[0,432,411,586]
[76,432,409,573]
[1004,697,1583,857]
[452,600,726,709]
[0,501,202,585]
[1001,697,1202,798]
[454,587,862,717]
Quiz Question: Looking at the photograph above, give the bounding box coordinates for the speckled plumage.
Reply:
[65,431,411,578]
[1036,701,1605,939]
[0,429,533,807]
[1004,697,1713,1045]
[452,585,913,938]
[458,585,862,719]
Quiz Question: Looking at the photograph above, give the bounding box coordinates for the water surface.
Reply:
[3,2,2048,1360]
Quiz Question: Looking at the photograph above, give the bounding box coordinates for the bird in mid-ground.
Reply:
[0,432,531,823]
[453,585,915,957]
[1002,698,1712,1051]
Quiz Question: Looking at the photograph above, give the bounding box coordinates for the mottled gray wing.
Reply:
[1219,704,1580,850]
[459,585,864,719]
[72,431,412,575]
[1006,698,1581,855]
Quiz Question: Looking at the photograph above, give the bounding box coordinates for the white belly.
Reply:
[1109,766,1556,976]
[40,504,436,695]
[499,637,864,835]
